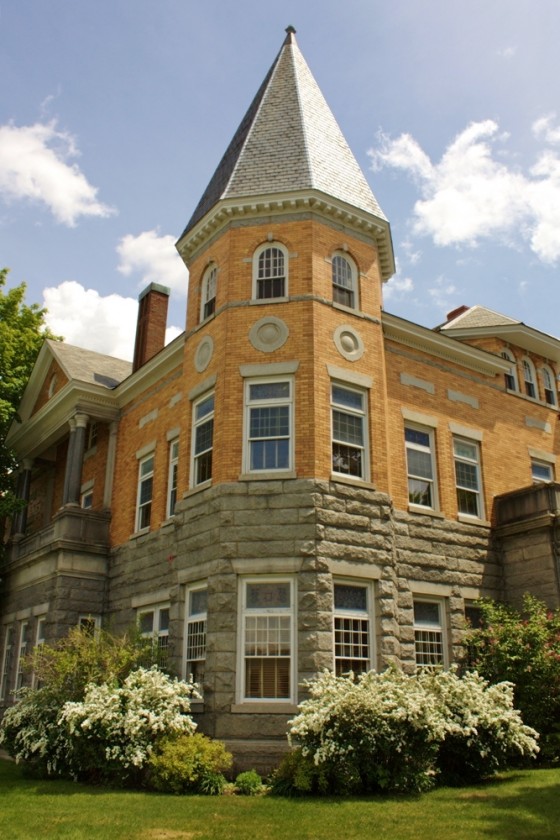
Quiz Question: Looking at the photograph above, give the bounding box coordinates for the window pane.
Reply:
[332,385,363,411]
[140,456,154,477]
[405,427,430,447]
[408,478,432,507]
[455,461,478,490]
[414,601,440,625]
[195,419,213,454]
[332,443,363,477]
[457,488,479,516]
[334,584,367,612]
[246,582,290,609]
[196,395,214,420]
[139,612,154,635]
[453,440,476,461]
[249,382,290,401]
[250,406,289,438]
[189,589,208,616]
[333,410,363,446]
[407,448,433,480]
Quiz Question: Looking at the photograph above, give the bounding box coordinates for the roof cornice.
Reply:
[382,311,511,376]
[114,332,185,406]
[177,189,395,281]
[440,323,560,364]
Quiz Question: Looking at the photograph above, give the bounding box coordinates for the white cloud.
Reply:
[368,119,560,264]
[0,121,114,225]
[532,114,560,146]
[383,258,414,303]
[43,281,182,361]
[43,281,137,359]
[497,46,517,59]
[116,229,188,295]
[428,277,459,316]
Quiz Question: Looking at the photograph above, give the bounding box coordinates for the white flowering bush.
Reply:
[0,687,70,776]
[419,668,539,784]
[278,666,539,795]
[59,667,200,783]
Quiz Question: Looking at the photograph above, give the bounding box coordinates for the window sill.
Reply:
[250,297,289,305]
[185,479,212,497]
[457,513,491,527]
[333,301,361,316]
[129,526,150,541]
[238,471,297,481]
[330,473,375,489]
[408,504,444,518]
[231,702,298,714]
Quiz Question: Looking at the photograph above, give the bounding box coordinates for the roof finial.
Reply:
[284,25,296,43]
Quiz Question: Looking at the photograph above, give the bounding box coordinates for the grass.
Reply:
[1,759,560,840]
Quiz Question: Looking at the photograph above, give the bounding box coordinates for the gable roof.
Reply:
[439,305,520,331]
[178,28,394,278]
[48,340,132,389]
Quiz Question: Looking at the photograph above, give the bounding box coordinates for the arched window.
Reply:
[522,358,538,399]
[542,365,558,406]
[332,253,358,309]
[500,349,518,392]
[253,243,287,300]
[200,265,217,321]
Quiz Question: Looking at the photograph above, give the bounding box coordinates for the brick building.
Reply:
[2,28,560,768]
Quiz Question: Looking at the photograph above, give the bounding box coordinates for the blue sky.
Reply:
[2,1,560,359]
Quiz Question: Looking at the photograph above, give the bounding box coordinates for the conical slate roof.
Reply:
[181,27,388,239]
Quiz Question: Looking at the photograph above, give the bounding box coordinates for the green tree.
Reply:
[0,268,60,528]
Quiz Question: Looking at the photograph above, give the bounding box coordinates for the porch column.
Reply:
[12,457,34,535]
[62,413,89,505]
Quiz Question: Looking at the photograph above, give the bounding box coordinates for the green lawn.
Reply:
[1,759,560,840]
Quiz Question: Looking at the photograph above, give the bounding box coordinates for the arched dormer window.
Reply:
[522,358,537,399]
[542,365,558,406]
[253,243,287,300]
[200,265,217,322]
[332,252,358,310]
[500,349,518,392]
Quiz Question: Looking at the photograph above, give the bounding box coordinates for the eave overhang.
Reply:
[383,311,511,377]
[176,189,395,281]
[440,323,560,364]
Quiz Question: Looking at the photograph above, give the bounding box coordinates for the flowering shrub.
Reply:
[465,595,560,749]
[418,669,539,784]
[281,667,538,795]
[0,667,200,784]
[59,667,200,782]
[148,733,232,794]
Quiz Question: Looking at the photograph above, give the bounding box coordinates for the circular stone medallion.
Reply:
[249,316,289,353]
[333,325,365,361]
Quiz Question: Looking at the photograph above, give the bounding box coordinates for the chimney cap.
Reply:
[138,282,170,302]
[446,304,469,322]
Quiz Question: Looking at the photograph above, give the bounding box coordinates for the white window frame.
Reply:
[244,378,293,474]
[252,242,288,301]
[531,459,554,483]
[138,604,170,668]
[167,438,179,517]
[200,264,217,321]
[14,621,29,692]
[453,436,484,520]
[86,422,98,450]
[32,617,46,689]
[542,365,557,407]
[0,626,14,701]
[78,614,101,636]
[184,583,208,687]
[331,252,358,310]
[501,349,518,392]
[238,577,295,703]
[136,452,155,531]
[405,424,438,510]
[191,392,214,486]
[81,487,93,509]
[413,598,447,668]
[522,357,538,399]
[331,382,368,481]
[333,580,374,675]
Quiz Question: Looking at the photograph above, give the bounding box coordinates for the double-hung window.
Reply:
[185,585,207,686]
[167,438,179,516]
[192,394,214,485]
[138,605,170,668]
[136,453,154,531]
[331,383,367,480]
[453,437,484,519]
[32,617,46,689]
[501,350,518,392]
[332,253,357,309]
[542,366,557,407]
[0,626,14,700]
[245,379,292,473]
[523,359,537,399]
[532,459,554,483]
[201,265,217,321]
[405,426,438,509]
[241,579,294,701]
[14,621,28,692]
[254,244,287,300]
[333,582,373,675]
[413,599,446,667]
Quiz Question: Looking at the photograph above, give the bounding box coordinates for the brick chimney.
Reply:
[132,283,170,372]
[446,304,469,323]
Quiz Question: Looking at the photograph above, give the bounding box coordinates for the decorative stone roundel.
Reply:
[333,324,365,362]
[194,336,214,372]
[249,316,289,353]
